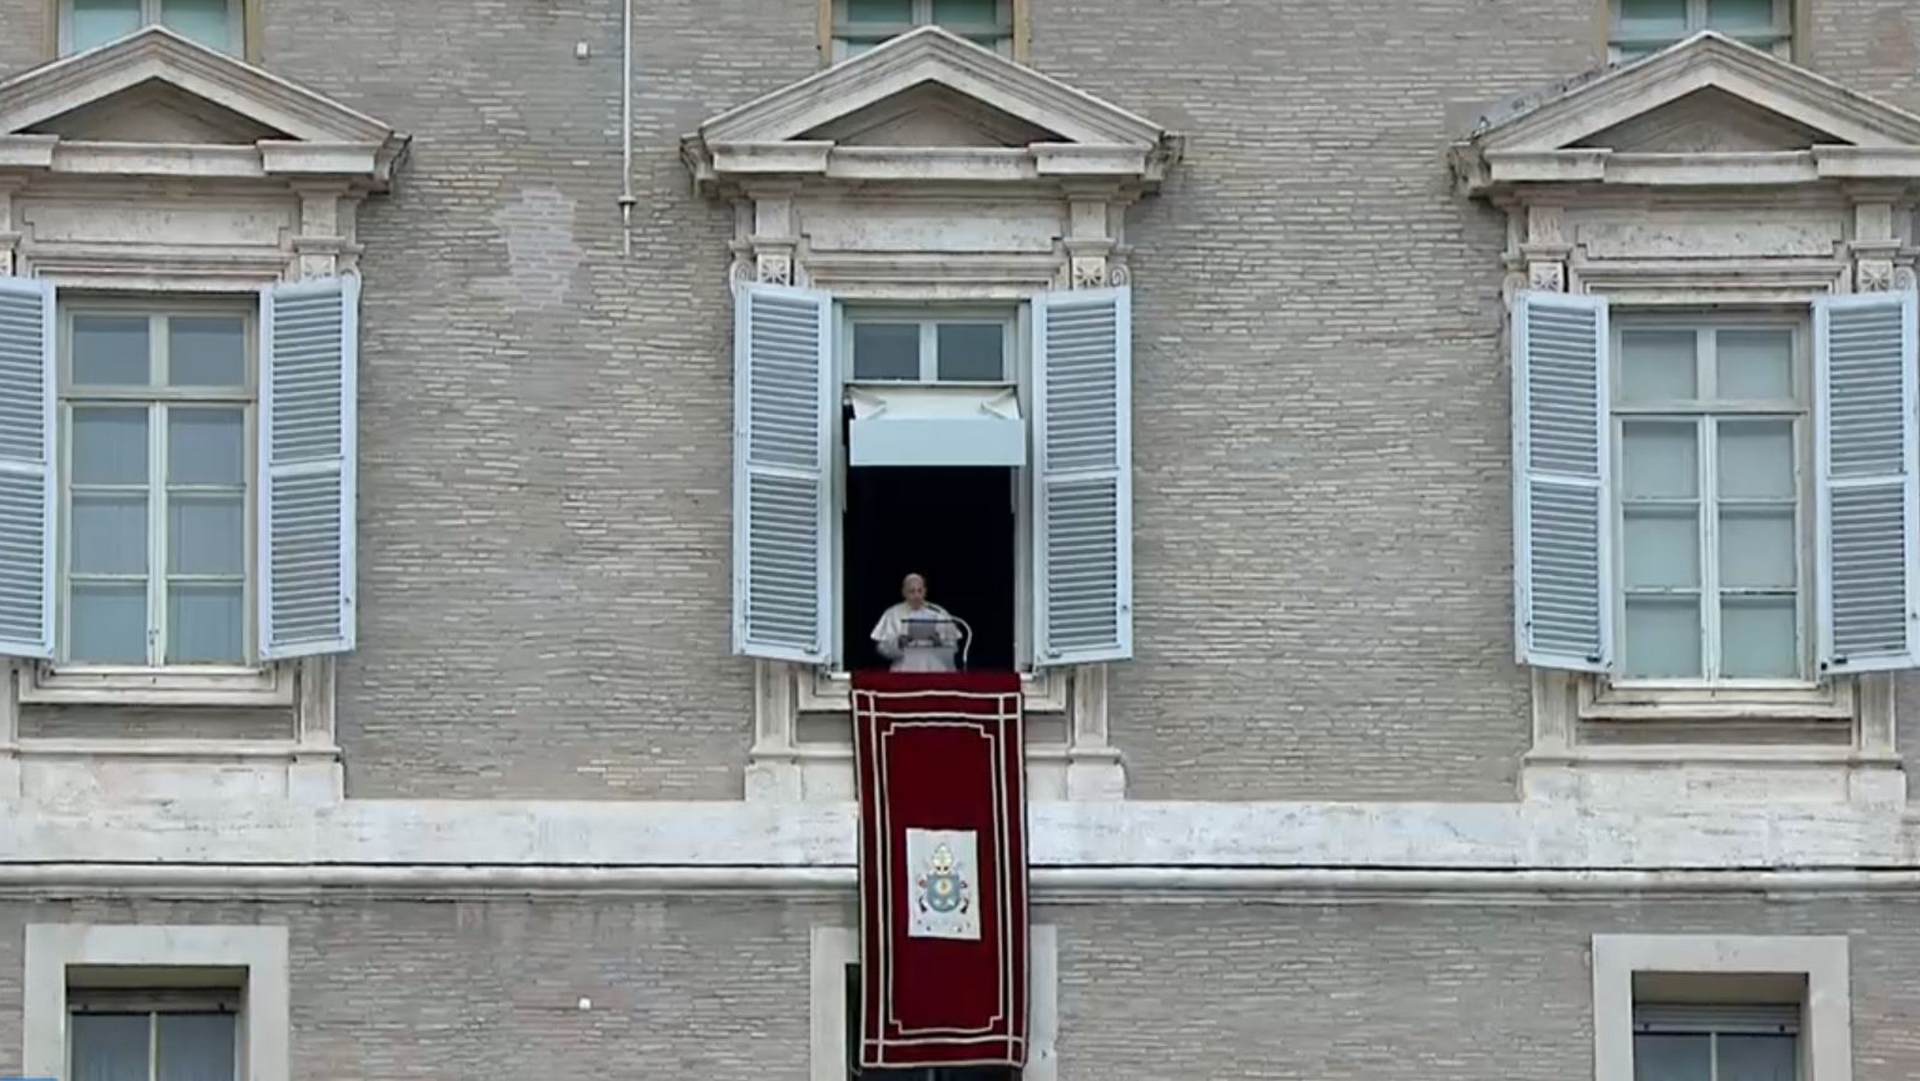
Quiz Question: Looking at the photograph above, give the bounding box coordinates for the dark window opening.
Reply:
[842,456,1016,673]
[844,963,1019,1080]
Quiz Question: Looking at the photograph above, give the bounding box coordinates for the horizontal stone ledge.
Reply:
[3,799,1914,871]
[4,864,1920,899]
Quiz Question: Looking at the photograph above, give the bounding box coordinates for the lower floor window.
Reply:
[844,963,1018,1080]
[70,988,239,1081]
[1633,1001,1799,1081]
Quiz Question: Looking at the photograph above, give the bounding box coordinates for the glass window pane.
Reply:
[1624,506,1700,589]
[72,408,149,485]
[1617,0,1689,36]
[1722,596,1800,679]
[166,583,245,664]
[1716,1033,1798,1081]
[168,316,247,387]
[157,1012,237,1081]
[936,323,1005,381]
[1707,0,1776,30]
[70,582,148,663]
[1618,329,1696,403]
[852,323,921,380]
[160,0,234,50]
[1621,420,1699,499]
[1715,329,1793,400]
[1717,419,1795,500]
[168,493,244,576]
[70,1013,152,1081]
[1623,596,1703,678]
[69,0,143,51]
[73,494,149,575]
[1719,506,1796,589]
[846,0,913,23]
[168,408,245,487]
[934,0,1001,25]
[71,315,151,385]
[1633,1032,1711,1081]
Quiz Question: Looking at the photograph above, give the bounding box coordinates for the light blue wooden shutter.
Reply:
[1031,286,1133,666]
[1512,290,1611,671]
[258,275,358,660]
[0,277,54,659]
[732,282,834,662]
[1814,290,1920,673]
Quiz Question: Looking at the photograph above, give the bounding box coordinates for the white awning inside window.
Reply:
[847,386,1026,467]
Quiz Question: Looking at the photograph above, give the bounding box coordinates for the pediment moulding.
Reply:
[681,26,1181,199]
[0,26,406,192]
[1452,31,1920,197]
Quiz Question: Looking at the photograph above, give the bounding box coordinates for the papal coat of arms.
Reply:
[904,828,982,941]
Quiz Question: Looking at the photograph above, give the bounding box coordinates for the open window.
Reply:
[691,25,1175,798]
[732,282,1133,676]
[839,304,1024,673]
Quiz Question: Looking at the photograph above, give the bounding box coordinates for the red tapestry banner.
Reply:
[852,669,1029,1070]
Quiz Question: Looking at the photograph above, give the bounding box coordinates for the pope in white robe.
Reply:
[871,573,962,673]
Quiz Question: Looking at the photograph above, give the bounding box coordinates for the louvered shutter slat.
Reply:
[1816,290,1920,673]
[1032,286,1133,666]
[733,283,833,662]
[1512,291,1611,671]
[258,275,357,660]
[0,277,53,659]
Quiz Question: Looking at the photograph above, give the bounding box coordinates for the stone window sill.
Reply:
[18,661,294,707]
[1578,674,1853,721]
[798,665,1067,712]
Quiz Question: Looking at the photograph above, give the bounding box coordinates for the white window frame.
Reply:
[57,0,246,56]
[829,0,1014,62]
[1607,0,1792,61]
[1608,310,1813,689]
[809,924,1057,1081]
[24,924,290,1081]
[67,986,243,1081]
[828,301,1034,675]
[1591,934,1851,1081]
[842,305,1017,385]
[21,296,291,707]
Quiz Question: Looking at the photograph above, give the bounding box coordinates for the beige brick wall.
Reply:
[0,0,1917,800]
[0,895,1919,1080]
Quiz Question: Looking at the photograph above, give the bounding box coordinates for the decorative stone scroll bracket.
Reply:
[1847,193,1912,294]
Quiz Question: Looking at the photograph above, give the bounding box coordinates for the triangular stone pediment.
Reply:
[684,26,1178,191]
[1571,87,1843,153]
[23,78,289,144]
[0,25,404,184]
[1454,31,1920,193]
[801,83,1063,148]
